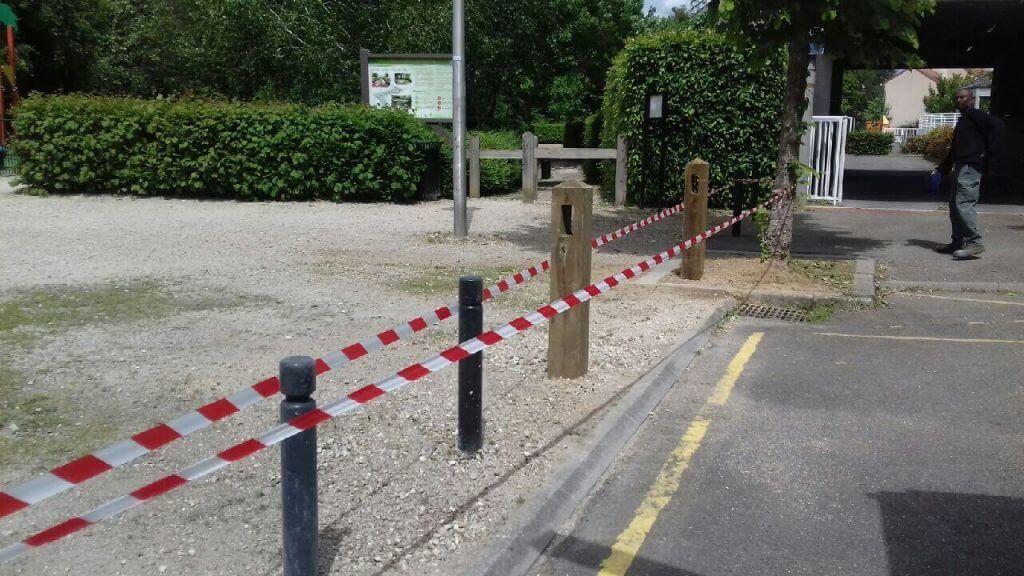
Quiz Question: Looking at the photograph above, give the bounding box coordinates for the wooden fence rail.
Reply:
[468,132,628,206]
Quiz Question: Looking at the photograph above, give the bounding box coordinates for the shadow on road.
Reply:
[538,532,704,576]
[871,490,1024,576]
[904,238,945,251]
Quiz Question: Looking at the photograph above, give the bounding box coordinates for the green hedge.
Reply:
[902,134,927,155]
[582,111,604,184]
[846,131,895,156]
[531,122,565,145]
[12,95,441,202]
[600,28,785,208]
[563,120,585,149]
[472,130,520,195]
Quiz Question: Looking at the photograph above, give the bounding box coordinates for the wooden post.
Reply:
[614,135,627,207]
[548,181,593,379]
[469,134,481,199]
[522,132,537,203]
[679,158,709,281]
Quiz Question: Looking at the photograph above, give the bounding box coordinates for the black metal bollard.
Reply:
[458,275,484,454]
[541,159,552,180]
[280,356,318,576]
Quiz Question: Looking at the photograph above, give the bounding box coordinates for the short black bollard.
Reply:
[458,275,484,454]
[541,159,552,180]
[280,356,318,576]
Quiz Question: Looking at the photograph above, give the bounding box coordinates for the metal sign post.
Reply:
[452,0,468,238]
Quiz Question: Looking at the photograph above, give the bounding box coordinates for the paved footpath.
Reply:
[531,291,1024,576]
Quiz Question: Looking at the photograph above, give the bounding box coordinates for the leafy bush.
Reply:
[922,126,954,163]
[846,131,895,155]
[601,27,785,208]
[531,122,565,144]
[583,111,604,184]
[12,95,441,202]
[923,73,978,113]
[563,120,585,148]
[473,130,520,195]
[902,135,927,155]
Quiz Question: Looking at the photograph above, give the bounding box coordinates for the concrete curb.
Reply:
[881,280,1024,293]
[457,299,735,576]
[852,258,876,303]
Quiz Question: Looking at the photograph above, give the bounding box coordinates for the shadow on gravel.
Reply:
[313,374,641,576]
[871,490,1024,576]
[537,533,704,575]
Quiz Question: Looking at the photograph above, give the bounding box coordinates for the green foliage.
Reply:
[472,131,521,195]
[846,131,895,156]
[583,111,605,184]
[841,70,894,126]
[923,73,979,113]
[12,95,440,202]
[548,73,597,122]
[754,209,771,261]
[717,1,934,68]
[600,27,785,207]
[563,120,585,148]
[11,0,643,128]
[531,122,565,145]
[922,126,954,163]
[902,135,927,155]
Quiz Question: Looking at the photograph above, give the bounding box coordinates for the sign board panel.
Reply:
[361,51,453,122]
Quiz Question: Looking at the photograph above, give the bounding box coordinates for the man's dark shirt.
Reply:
[941,108,995,173]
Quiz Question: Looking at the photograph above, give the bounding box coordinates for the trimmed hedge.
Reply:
[601,28,785,208]
[563,120,585,149]
[846,131,895,156]
[582,111,604,184]
[531,122,565,145]
[472,130,520,195]
[902,134,927,155]
[12,95,441,202]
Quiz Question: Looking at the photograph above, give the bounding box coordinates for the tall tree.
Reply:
[841,69,894,126]
[3,0,107,93]
[717,0,933,259]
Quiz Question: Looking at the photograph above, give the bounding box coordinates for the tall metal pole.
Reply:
[452,0,468,238]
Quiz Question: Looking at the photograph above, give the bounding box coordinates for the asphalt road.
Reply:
[531,291,1024,576]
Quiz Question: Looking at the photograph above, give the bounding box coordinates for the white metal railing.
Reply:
[919,112,959,132]
[884,127,920,145]
[806,116,854,205]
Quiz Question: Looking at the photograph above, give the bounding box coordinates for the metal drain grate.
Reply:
[737,303,807,322]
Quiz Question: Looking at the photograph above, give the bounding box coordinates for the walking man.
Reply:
[933,88,998,260]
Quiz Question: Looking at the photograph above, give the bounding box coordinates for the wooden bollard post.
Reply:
[469,134,481,199]
[614,134,628,207]
[679,158,709,280]
[548,181,593,379]
[522,132,538,203]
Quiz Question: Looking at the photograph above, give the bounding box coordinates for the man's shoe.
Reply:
[934,243,961,254]
[953,245,985,260]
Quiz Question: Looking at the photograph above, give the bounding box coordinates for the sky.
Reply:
[644,0,688,16]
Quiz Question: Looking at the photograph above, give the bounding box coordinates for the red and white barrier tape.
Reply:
[0,200,684,521]
[0,192,781,563]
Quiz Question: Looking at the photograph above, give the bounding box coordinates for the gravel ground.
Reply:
[0,176,723,576]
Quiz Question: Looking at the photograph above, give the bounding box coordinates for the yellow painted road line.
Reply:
[896,293,1024,307]
[815,333,1024,345]
[598,332,764,576]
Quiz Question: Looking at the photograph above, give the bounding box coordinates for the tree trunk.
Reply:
[766,39,811,261]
